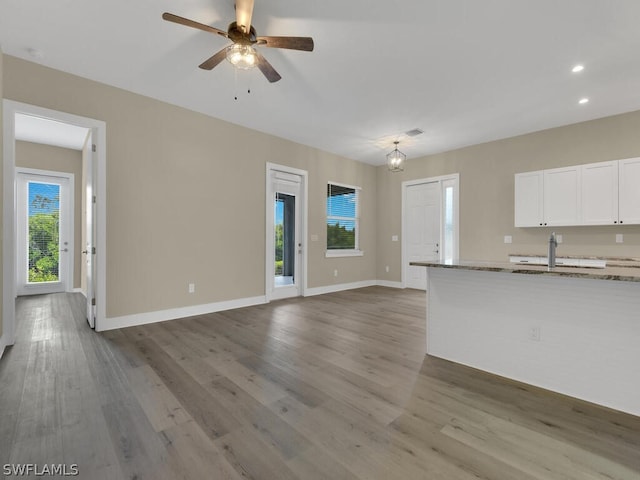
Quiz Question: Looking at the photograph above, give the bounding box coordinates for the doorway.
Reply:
[16,170,74,296]
[2,100,106,346]
[266,164,308,301]
[402,174,459,290]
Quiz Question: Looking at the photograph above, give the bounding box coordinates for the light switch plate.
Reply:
[556,234,563,244]
[310,234,319,242]
[616,234,624,244]
[392,235,398,242]
[504,235,512,244]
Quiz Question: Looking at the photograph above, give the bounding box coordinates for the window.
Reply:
[326,182,363,256]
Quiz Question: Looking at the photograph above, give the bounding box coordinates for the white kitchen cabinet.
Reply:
[514,171,544,227]
[516,157,640,227]
[619,157,640,225]
[580,160,619,225]
[543,166,580,226]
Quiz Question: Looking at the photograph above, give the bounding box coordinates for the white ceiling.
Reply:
[2,1,640,165]
[15,114,90,150]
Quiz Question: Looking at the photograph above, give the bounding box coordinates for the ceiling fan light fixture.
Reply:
[225,44,257,70]
[387,141,406,172]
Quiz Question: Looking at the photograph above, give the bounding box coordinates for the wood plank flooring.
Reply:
[1,287,639,479]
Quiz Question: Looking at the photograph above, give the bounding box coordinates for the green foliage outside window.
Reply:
[327,223,355,249]
[275,223,284,275]
[28,194,59,283]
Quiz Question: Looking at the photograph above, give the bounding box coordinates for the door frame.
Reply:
[16,168,74,296]
[265,163,308,302]
[401,173,459,288]
[3,100,107,344]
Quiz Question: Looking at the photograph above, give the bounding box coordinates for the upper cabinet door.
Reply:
[543,166,581,226]
[581,161,619,225]
[515,171,544,227]
[619,157,640,225]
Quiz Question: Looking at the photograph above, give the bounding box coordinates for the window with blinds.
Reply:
[327,183,360,252]
[28,181,61,283]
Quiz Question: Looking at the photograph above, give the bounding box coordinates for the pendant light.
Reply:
[386,141,406,172]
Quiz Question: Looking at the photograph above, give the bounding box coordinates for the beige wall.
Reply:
[5,54,640,322]
[3,56,377,319]
[376,110,640,282]
[16,141,83,289]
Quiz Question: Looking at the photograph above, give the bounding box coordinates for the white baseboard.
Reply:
[304,280,378,297]
[98,280,404,332]
[376,280,404,289]
[70,288,85,295]
[0,335,6,360]
[99,295,267,332]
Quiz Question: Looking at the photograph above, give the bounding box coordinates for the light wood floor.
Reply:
[1,288,639,479]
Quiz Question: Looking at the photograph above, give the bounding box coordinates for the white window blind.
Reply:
[327,183,360,251]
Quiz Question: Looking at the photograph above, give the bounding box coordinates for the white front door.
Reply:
[16,170,73,296]
[268,169,304,300]
[404,181,441,290]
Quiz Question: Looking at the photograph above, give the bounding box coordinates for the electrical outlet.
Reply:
[529,326,541,341]
[616,234,624,244]
[385,265,390,273]
[310,234,319,242]
[334,269,338,277]
[504,235,512,244]
[188,283,195,293]
[392,235,398,242]
[556,234,563,244]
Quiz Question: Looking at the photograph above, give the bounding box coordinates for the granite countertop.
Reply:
[409,259,640,283]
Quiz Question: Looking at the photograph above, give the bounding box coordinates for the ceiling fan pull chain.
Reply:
[234,68,239,100]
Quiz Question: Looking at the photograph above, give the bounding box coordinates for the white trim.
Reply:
[376,280,404,289]
[265,163,309,302]
[327,180,362,191]
[101,295,267,331]
[327,182,361,252]
[401,173,460,289]
[325,249,364,258]
[0,336,7,360]
[304,280,377,297]
[3,100,107,342]
[71,288,85,294]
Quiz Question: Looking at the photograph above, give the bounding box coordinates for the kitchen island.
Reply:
[410,259,640,417]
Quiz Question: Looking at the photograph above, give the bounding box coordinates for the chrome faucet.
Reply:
[548,232,558,269]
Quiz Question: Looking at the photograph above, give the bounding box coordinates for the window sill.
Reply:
[325,250,364,258]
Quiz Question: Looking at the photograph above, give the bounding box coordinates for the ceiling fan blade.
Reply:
[162,12,228,38]
[256,36,314,52]
[198,48,228,70]
[234,0,254,35]
[255,52,282,83]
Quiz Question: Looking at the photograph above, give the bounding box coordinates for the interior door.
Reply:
[271,171,302,300]
[405,181,441,290]
[16,171,72,296]
[84,133,96,328]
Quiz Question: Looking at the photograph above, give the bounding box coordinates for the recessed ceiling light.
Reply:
[572,65,584,73]
[579,98,589,105]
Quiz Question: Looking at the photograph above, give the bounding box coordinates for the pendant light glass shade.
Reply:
[386,141,405,172]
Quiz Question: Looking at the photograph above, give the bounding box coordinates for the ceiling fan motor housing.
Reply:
[228,22,257,44]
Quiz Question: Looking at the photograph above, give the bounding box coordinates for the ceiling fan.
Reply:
[162,0,314,83]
